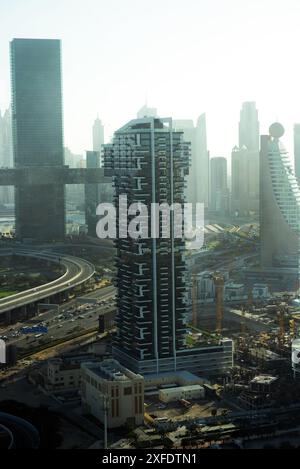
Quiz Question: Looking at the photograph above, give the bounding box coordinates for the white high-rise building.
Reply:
[260,123,300,278]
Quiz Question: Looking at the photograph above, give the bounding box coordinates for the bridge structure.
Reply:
[0,248,95,325]
[0,166,111,241]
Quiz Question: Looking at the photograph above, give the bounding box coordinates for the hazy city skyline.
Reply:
[1,0,300,157]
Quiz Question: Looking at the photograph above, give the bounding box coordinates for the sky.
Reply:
[0,0,300,158]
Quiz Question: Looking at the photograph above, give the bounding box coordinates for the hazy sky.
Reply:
[0,0,300,158]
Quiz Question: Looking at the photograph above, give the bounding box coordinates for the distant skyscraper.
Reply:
[93,117,104,165]
[136,104,157,119]
[85,150,101,236]
[0,107,14,204]
[173,119,196,205]
[232,102,260,217]
[294,124,300,182]
[239,102,260,152]
[231,146,259,216]
[174,114,209,210]
[210,157,229,213]
[104,117,190,374]
[260,123,300,283]
[196,114,209,208]
[10,38,65,240]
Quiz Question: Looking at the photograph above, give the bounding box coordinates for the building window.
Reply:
[124,387,132,396]
[111,400,115,418]
[139,396,143,414]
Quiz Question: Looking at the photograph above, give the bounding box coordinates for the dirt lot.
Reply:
[145,396,231,421]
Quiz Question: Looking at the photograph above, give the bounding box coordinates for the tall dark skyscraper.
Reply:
[104,118,190,374]
[104,117,233,375]
[10,38,65,240]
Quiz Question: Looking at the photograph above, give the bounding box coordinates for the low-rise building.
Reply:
[225,282,246,301]
[252,283,270,300]
[159,384,205,403]
[46,358,82,391]
[145,370,207,389]
[238,374,278,410]
[81,359,144,429]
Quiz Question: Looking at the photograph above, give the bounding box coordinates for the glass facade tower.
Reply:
[10,38,65,241]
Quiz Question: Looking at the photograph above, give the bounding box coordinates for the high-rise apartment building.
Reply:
[10,38,65,240]
[260,123,300,279]
[210,157,229,214]
[104,117,190,374]
[104,117,233,375]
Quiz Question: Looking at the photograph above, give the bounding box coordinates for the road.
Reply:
[0,248,95,317]
[0,285,116,351]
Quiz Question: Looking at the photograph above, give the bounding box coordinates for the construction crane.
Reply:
[213,273,224,334]
[192,274,198,328]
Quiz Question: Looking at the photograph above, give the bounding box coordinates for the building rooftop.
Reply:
[145,370,204,383]
[251,375,278,385]
[81,359,143,382]
[159,385,204,394]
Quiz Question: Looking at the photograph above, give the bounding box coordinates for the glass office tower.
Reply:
[10,38,65,241]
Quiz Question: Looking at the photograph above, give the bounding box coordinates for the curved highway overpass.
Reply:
[0,248,95,319]
[0,412,40,448]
